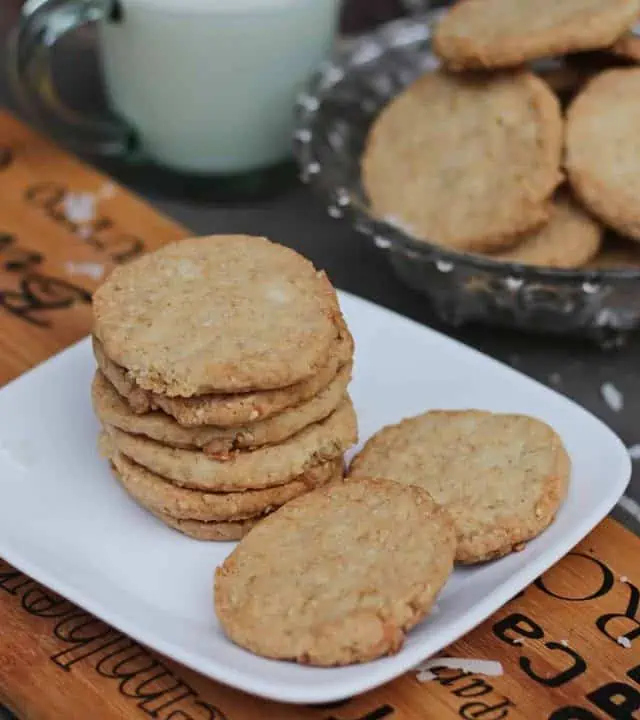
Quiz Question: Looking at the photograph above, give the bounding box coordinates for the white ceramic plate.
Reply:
[0,292,630,704]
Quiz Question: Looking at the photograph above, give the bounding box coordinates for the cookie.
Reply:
[152,509,261,541]
[103,443,343,521]
[362,70,562,253]
[93,327,353,426]
[566,68,640,240]
[433,0,640,70]
[92,364,351,453]
[102,398,357,491]
[611,30,640,62]
[488,194,602,267]
[93,235,341,396]
[349,410,570,564]
[214,478,455,666]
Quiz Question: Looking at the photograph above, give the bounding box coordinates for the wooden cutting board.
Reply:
[0,111,639,720]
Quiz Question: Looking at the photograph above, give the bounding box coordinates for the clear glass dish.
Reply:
[292,11,640,348]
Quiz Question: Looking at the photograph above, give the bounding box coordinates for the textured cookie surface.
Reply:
[362,70,562,252]
[566,68,640,240]
[92,367,351,453]
[214,478,455,666]
[103,398,357,491]
[93,328,353,426]
[433,0,640,70]
[151,509,261,541]
[488,194,602,267]
[92,235,340,396]
[349,410,570,563]
[103,443,343,521]
[611,28,640,61]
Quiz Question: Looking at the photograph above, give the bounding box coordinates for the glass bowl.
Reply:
[292,11,640,348]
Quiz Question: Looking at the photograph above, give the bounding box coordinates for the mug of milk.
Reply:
[9,0,340,181]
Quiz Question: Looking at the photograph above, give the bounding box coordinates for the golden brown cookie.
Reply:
[102,398,357,491]
[92,235,341,396]
[102,442,343,522]
[92,365,351,453]
[349,410,570,564]
[488,194,602,267]
[611,29,640,62]
[433,0,640,70]
[93,327,353,426]
[566,68,640,240]
[362,70,562,253]
[214,478,455,666]
[152,509,261,541]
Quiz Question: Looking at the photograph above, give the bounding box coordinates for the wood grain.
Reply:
[0,111,639,720]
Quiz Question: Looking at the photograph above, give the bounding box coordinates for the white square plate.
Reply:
[0,292,630,704]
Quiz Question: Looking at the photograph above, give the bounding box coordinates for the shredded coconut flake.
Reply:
[620,576,629,584]
[601,382,624,412]
[560,639,568,647]
[617,636,632,649]
[62,192,96,225]
[628,445,640,461]
[415,657,503,683]
[512,638,524,646]
[64,261,104,281]
[98,182,117,199]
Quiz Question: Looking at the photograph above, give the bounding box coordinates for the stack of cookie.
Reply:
[362,0,640,270]
[91,235,357,541]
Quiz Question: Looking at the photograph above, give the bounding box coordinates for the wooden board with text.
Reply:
[0,111,638,720]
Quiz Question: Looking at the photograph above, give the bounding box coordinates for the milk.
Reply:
[98,0,340,174]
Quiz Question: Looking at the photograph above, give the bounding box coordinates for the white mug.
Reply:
[9,0,341,177]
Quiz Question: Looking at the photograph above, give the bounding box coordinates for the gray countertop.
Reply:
[0,3,639,716]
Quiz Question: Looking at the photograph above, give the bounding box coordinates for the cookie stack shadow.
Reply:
[91,235,358,541]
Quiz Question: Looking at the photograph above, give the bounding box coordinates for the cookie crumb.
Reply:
[98,182,117,199]
[513,542,526,552]
[620,576,629,583]
[560,639,568,647]
[63,191,96,225]
[617,636,631,649]
[601,382,623,412]
[65,261,105,281]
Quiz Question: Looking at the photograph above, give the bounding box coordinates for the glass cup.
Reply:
[8,0,342,198]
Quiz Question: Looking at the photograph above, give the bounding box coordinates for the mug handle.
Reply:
[7,0,138,158]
